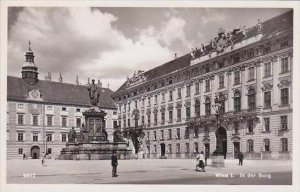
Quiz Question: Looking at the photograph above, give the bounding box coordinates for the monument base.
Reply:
[59,141,134,160]
[211,155,225,168]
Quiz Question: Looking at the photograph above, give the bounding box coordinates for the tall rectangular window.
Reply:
[18,148,23,154]
[154,95,158,104]
[280,116,288,130]
[234,121,239,134]
[76,118,81,127]
[281,138,288,152]
[168,144,172,154]
[264,139,270,152]
[168,129,172,140]
[62,133,67,142]
[248,67,255,80]
[186,107,191,119]
[264,117,270,132]
[128,119,131,127]
[32,115,38,126]
[169,110,173,122]
[33,133,38,141]
[141,116,145,125]
[281,57,289,73]
[219,75,224,89]
[177,108,181,122]
[161,130,164,140]
[177,88,181,99]
[61,116,67,127]
[234,71,240,85]
[247,119,254,133]
[176,128,180,139]
[161,112,165,125]
[169,91,173,101]
[247,139,254,152]
[47,116,53,126]
[162,93,165,102]
[185,143,190,153]
[264,62,272,77]
[147,114,151,126]
[148,97,151,106]
[154,114,158,125]
[264,91,271,108]
[153,131,157,140]
[176,143,180,153]
[280,88,289,105]
[205,80,210,92]
[46,133,52,142]
[195,83,200,94]
[186,85,191,97]
[17,114,24,125]
[17,133,23,141]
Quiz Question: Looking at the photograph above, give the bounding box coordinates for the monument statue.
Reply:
[68,127,76,143]
[102,128,108,141]
[87,79,100,106]
[113,128,124,143]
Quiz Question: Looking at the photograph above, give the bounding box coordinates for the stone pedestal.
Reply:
[211,155,225,168]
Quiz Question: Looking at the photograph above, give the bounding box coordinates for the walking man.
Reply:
[41,152,45,166]
[111,151,118,177]
[238,152,244,166]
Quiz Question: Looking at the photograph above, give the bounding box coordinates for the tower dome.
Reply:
[21,41,39,85]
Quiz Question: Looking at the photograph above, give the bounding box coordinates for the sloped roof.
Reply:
[7,76,116,109]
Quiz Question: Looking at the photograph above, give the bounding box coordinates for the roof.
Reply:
[7,76,117,109]
[115,10,293,94]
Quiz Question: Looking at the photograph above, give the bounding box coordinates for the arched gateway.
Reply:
[31,146,40,159]
[215,127,227,159]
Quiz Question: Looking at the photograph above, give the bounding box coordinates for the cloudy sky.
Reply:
[8,7,290,91]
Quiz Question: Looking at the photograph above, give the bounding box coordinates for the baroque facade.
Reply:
[7,45,118,159]
[112,10,293,159]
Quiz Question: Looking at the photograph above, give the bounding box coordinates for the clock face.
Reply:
[31,90,39,98]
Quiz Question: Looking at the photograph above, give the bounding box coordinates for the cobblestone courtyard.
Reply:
[6,158,292,184]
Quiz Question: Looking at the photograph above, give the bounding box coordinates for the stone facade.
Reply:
[112,11,293,160]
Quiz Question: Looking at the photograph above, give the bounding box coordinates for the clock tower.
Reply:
[21,41,39,85]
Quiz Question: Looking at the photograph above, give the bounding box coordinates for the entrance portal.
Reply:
[233,142,240,159]
[31,146,40,159]
[215,127,227,159]
[204,143,210,158]
[160,143,166,157]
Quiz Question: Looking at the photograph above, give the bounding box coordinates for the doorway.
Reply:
[204,143,210,158]
[31,146,40,159]
[215,127,227,159]
[234,142,240,159]
[160,143,166,156]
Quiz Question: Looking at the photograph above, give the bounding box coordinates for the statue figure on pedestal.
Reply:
[113,128,124,143]
[68,127,76,143]
[87,79,100,106]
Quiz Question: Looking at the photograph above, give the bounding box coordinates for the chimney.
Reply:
[59,73,63,83]
[44,72,52,81]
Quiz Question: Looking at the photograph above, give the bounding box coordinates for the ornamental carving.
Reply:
[160,106,166,112]
[176,102,182,109]
[232,87,241,93]
[122,114,126,119]
[184,100,191,107]
[277,79,291,88]
[126,70,147,87]
[246,85,256,93]
[167,104,174,111]
[261,82,273,91]
[271,55,278,62]
[153,108,158,114]
[146,109,151,115]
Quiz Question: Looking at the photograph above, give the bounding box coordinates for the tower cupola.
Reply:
[21,41,39,85]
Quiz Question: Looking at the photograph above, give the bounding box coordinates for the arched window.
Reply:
[205,98,211,116]
[248,89,256,111]
[195,99,200,117]
[234,92,241,112]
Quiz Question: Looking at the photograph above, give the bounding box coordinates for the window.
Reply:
[154,145,157,153]
[154,95,158,104]
[177,108,181,122]
[32,115,38,126]
[168,144,172,154]
[177,88,181,99]
[161,130,164,140]
[281,138,288,152]
[205,98,211,116]
[195,83,200,94]
[185,143,190,153]
[186,85,191,97]
[153,131,157,140]
[263,47,271,55]
[47,148,52,155]
[17,103,24,109]
[61,116,67,127]
[62,107,67,111]
[169,80,173,85]
[76,108,80,112]
[186,107,191,119]
[135,100,138,108]
[169,110,173,122]
[113,121,118,129]
[154,114,158,125]
[17,133,23,141]
[47,116,53,126]
[162,93,165,102]
[176,128,181,139]
[62,133,67,142]
[247,119,254,133]
[17,114,24,125]
[248,89,256,110]
[280,41,288,48]
[168,129,172,140]
[147,132,150,140]
[176,143,180,153]
[169,91,173,101]
[194,127,199,138]
[194,142,199,153]
[264,139,270,152]
[234,71,240,85]
[204,126,209,136]
[148,97,151,106]
[234,92,241,112]
[205,80,210,92]
[233,55,240,64]
[141,116,145,125]
[248,67,255,80]
[195,100,200,117]
[47,106,53,110]
[247,51,255,59]
[33,133,38,141]
[219,75,224,89]
[233,121,239,134]
[281,57,289,73]
[280,116,288,130]
[18,148,23,154]
[264,91,271,108]
[264,62,272,77]
[280,88,289,105]
[76,118,81,127]
[264,118,270,132]
[147,114,151,126]
[184,127,189,139]
[113,111,117,115]
[123,118,126,128]
[161,112,165,125]
[247,139,254,152]
[46,133,52,142]
[127,118,131,127]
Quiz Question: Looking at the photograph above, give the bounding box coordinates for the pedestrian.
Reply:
[41,152,45,166]
[195,152,200,171]
[23,153,26,160]
[238,152,244,166]
[111,151,118,177]
[199,151,206,172]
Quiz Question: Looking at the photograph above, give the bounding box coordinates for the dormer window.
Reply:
[62,107,67,111]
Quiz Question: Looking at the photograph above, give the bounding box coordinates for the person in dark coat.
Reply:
[238,152,244,166]
[111,151,118,177]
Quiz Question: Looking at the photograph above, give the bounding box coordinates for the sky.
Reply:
[7,7,290,91]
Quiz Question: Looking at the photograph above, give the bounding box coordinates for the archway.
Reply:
[215,127,227,159]
[31,146,40,159]
[160,143,166,157]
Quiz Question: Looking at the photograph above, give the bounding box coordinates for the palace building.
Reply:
[112,10,293,159]
[7,44,118,159]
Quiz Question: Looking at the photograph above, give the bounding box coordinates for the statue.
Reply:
[257,19,263,34]
[102,127,108,141]
[113,128,124,143]
[87,79,100,106]
[80,123,88,142]
[68,127,77,143]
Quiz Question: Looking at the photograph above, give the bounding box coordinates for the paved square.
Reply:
[7,159,292,185]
